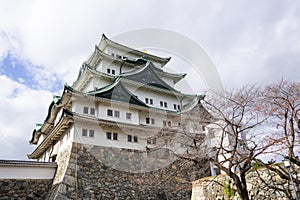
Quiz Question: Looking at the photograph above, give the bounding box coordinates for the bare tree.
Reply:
[253,80,300,199]
[200,85,274,200]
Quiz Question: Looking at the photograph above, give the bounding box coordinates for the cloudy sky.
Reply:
[0,0,299,160]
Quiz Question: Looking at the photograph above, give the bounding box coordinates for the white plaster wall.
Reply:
[96,59,121,75]
[138,110,168,127]
[72,121,149,150]
[98,102,139,125]
[157,75,174,87]
[72,99,98,117]
[0,166,56,179]
[82,76,112,92]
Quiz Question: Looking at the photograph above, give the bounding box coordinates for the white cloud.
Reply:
[0,75,53,159]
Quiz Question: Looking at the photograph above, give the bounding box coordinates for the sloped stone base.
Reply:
[48,142,210,199]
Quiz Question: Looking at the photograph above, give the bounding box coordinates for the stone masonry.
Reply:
[0,179,53,199]
[47,142,211,199]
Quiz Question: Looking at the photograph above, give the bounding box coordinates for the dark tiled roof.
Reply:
[0,159,57,167]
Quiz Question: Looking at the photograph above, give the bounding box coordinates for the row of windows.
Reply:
[82,129,95,137]
[160,101,168,108]
[83,107,95,115]
[146,117,155,125]
[107,109,132,120]
[147,138,156,145]
[145,98,181,110]
[82,130,138,143]
[174,104,181,110]
[145,98,153,105]
[106,132,118,140]
[107,68,116,75]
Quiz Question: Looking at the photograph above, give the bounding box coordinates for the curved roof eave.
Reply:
[176,95,205,114]
[29,88,72,145]
[98,34,171,66]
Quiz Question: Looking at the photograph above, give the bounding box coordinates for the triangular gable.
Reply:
[88,79,148,107]
[121,62,178,92]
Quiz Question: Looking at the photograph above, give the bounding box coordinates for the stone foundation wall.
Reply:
[48,142,211,199]
[0,179,53,199]
[192,167,299,200]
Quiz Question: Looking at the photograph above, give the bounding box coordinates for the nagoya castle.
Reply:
[0,34,214,199]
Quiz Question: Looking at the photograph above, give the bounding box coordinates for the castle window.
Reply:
[107,109,113,116]
[152,138,156,144]
[90,108,95,115]
[82,129,88,137]
[128,135,138,143]
[160,101,168,108]
[113,133,118,140]
[163,120,167,126]
[148,138,156,144]
[83,107,89,114]
[150,99,153,105]
[173,104,177,110]
[128,135,132,142]
[133,136,138,143]
[107,68,115,75]
[145,98,153,105]
[126,112,132,120]
[168,121,171,127]
[106,132,118,140]
[89,130,95,137]
[177,105,180,110]
[151,118,155,125]
[106,132,112,140]
[146,117,155,125]
[146,117,150,124]
[114,110,120,118]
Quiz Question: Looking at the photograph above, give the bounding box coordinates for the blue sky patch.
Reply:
[0,53,63,93]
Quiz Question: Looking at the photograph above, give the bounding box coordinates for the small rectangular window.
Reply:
[90,108,95,115]
[133,136,138,143]
[82,129,88,137]
[151,118,155,125]
[126,112,132,120]
[163,120,167,126]
[150,99,153,105]
[113,133,118,140]
[160,101,163,107]
[112,69,115,75]
[152,138,156,144]
[89,130,95,137]
[145,98,149,104]
[107,68,111,74]
[146,117,150,124]
[106,132,112,140]
[107,109,113,116]
[114,110,120,118]
[83,107,89,114]
[147,138,151,144]
[128,135,132,142]
[177,105,180,110]
[174,104,177,110]
[164,102,168,108]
